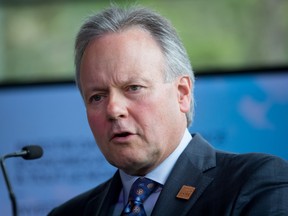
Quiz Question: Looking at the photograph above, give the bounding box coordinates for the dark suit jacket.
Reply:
[48,133,288,215]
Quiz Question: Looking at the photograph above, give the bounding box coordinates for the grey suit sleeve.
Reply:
[234,156,288,215]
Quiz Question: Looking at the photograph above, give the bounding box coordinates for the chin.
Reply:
[107,157,140,172]
[121,159,156,176]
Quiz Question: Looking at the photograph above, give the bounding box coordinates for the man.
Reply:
[48,5,288,216]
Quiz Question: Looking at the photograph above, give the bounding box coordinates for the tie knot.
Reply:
[129,177,158,203]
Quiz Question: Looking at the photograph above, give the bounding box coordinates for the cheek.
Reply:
[87,110,105,137]
[133,100,167,135]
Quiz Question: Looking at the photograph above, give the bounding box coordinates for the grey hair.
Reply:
[75,5,195,126]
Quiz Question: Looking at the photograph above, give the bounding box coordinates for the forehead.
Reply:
[80,28,166,85]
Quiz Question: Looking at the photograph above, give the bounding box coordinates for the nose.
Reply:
[106,92,128,120]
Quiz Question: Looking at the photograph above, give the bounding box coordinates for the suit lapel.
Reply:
[85,171,122,216]
[152,134,216,216]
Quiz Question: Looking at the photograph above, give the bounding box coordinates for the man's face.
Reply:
[80,28,191,175]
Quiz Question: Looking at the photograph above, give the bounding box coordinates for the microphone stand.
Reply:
[1,146,43,216]
[0,155,18,216]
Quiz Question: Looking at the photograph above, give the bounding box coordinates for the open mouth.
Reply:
[114,132,132,138]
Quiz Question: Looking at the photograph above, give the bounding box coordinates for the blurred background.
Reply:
[0,0,287,83]
[0,0,287,215]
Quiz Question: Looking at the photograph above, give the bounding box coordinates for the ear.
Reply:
[177,76,192,113]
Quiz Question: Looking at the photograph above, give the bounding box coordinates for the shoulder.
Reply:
[216,153,288,214]
[214,150,288,190]
[47,179,112,216]
[216,150,288,172]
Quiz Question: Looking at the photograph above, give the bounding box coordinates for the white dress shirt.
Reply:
[113,129,192,215]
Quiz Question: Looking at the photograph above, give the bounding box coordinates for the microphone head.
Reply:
[21,145,43,160]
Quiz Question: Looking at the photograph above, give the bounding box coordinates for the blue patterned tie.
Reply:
[121,177,159,216]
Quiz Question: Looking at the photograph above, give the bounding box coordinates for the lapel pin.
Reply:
[176,185,196,200]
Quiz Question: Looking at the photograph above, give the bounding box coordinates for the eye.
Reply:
[127,85,142,92]
[89,94,104,103]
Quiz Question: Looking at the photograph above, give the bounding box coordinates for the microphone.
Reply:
[4,145,43,160]
[0,145,43,216]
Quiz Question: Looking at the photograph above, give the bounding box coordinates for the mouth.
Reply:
[110,131,134,141]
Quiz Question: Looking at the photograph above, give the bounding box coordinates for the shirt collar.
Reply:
[119,128,192,202]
